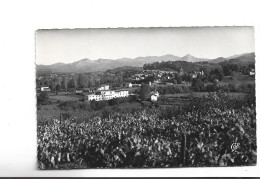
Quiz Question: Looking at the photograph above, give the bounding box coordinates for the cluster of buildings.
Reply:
[129,68,186,84]
[190,70,205,79]
[87,85,129,101]
[125,83,141,88]
[130,68,208,85]
[249,69,255,76]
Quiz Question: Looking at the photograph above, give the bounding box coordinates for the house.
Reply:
[150,91,159,102]
[250,69,255,76]
[191,73,197,79]
[75,90,83,95]
[41,87,51,92]
[151,94,158,102]
[97,85,109,91]
[125,83,132,88]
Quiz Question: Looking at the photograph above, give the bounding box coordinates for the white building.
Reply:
[87,90,129,101]
[75,90,83,94]
[125,83,132,88]
[41,87,50,92]
[114,90,129,98]
[97,85,109,91]
[151,94,158,101]
[250,69,255,76]
[150,91,159,102]
[87,93,102,101]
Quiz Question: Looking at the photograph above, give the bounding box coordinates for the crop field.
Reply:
[38,92,256,169]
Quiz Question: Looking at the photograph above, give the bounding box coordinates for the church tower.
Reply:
[179,66,184,75]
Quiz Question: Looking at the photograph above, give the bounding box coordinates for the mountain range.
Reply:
[36,52,255,73]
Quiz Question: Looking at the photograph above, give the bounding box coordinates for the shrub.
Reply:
[102,108,112,119]
[37,92,50,105]
[90,100,108,110]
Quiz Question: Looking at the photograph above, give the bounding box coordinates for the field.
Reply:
[37,104,98,125]
[49,95,82,102]
[159,92,247,107]
[37,104,61,124]
[118,101,142,109]
[152,83,191,88]
[115,87,139,93]
[37,97,142,125]
[161,92,246,98]
[38,91,249,125]
[219,75,255,86]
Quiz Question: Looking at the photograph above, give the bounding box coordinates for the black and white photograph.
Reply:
[35,27,256,169]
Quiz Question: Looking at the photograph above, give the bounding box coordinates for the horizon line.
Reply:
[36,51,255,66]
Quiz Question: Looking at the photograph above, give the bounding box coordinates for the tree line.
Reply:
[36,68,140,91]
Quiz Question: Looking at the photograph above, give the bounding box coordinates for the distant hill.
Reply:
[228,52,255,63]
[36,52,254,73]
[209,52,255,64]
[208,57,227,63]
[181,54,208,62]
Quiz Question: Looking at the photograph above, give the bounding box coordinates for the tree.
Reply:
[175,73,182,84]
[78,74,87,88]
[231,71,239,81]
[61,77,69,90]
[55,84,61,92]
[68,79,75,89]
[182,73,192,83]
[139,84,151,101]
[192,78,204,92]
[37,92,49,105]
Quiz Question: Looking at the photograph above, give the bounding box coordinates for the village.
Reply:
[36,67,205,103]
[36,62,255,106]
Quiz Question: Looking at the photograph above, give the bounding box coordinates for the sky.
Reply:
[36,27,255,65]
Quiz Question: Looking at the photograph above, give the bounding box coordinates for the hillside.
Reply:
[209,52,255,64]
[143,60,222,73]
[181,54,208,62]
